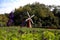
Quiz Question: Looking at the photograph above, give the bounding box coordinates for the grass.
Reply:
[0,26,60,40]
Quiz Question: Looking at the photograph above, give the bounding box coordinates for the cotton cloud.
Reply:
[0,0,60,14]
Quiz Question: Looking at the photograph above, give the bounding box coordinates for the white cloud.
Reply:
[0,0,60,14]
[38,0,60,5]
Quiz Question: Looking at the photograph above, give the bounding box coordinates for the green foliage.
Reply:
[43,31,55,40]
[0,2,60,28]
[0,14,8,26]
[0,27,60,40]
[12,2,52,27]
[12,2,60,28]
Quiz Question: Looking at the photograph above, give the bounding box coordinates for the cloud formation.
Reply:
[0,0,60,14]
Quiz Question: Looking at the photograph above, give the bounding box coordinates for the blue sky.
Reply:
[0,0,60,14]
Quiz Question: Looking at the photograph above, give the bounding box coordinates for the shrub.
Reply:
[43,31,55,40]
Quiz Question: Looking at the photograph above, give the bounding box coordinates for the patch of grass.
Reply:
[0,27,60,40]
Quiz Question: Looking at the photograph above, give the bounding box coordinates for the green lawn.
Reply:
[0,27,60,40]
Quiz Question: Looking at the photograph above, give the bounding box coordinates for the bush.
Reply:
[43,31,55,40]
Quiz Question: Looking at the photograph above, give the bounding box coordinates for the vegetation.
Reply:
[0,27,60,40]
[0,2,60,29]
[0,2,60,40]
[0,14,8,26]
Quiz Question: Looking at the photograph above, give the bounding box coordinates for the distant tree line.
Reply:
[0,2,60,29]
